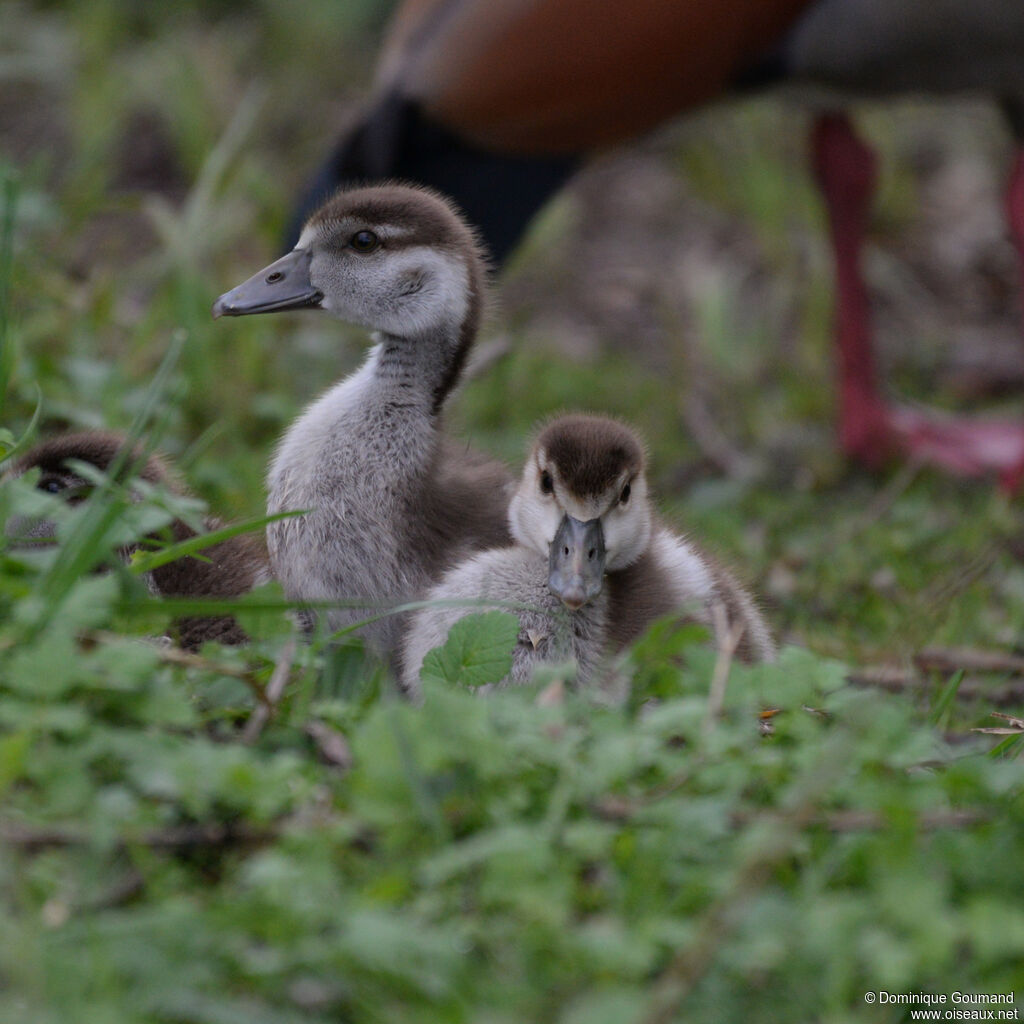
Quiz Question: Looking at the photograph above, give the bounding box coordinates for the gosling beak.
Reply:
[548,514,606,610]
[212,249,323,319]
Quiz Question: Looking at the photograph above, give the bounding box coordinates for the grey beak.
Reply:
[548,515,606,610]
[211,249,323,319]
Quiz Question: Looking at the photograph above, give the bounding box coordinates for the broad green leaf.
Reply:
[0,728,31,797]
[419,610,519,688]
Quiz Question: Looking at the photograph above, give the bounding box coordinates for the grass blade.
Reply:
[22,333,186,636]
[929,669,965,730]
[127,509,302,574]
[0,169,18,419]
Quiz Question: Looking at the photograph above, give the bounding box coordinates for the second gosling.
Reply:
[4,432,269,649]
[402,415,775,694]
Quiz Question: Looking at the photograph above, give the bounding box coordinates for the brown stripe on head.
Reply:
[536,415,645,499]
[307,182,486,260]
[8,432,177,488]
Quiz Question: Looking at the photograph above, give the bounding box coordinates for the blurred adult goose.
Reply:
[402,415,775,695]
[4,432,269,649]
[291,0,1024,485]
[213,184,512,663]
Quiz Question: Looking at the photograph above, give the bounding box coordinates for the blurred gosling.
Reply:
[5,432,269,649]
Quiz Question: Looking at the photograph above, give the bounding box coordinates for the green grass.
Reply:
[2,2,1024,1021]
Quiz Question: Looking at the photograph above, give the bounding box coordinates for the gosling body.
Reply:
[403,544,609,694]
[213,185,512,662]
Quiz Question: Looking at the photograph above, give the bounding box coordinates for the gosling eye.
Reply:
[37,475,65,495]
[539,470,554,495]
[349,230,380,254]
[620,482,631,505]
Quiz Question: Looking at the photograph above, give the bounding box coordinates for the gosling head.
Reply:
[509,415,652,610]
[3,433,174,542]
[212,184,486,340]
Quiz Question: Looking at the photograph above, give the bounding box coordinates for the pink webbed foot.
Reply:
[844,401,1024,491]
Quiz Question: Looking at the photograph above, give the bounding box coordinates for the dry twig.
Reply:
[847,665,1024,707]
[88,630,270,704]
[304,719,353,769]
[241,637,297,743]
[915,646,1024,677]
[0,819,279,853]
[972,711,1024,735]
[704,602,744,736]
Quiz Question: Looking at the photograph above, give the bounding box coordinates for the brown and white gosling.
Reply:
[212,184,512,665]
[402,415,775,695]
[4,432,269,649]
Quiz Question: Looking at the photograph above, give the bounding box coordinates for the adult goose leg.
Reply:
[813,111,1024,488]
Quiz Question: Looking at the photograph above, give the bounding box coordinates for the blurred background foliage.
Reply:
[2,1,1024,1020]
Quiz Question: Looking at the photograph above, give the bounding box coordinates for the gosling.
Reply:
[4,432,268,649]
[402,415,775,694]
[213,184,511,666]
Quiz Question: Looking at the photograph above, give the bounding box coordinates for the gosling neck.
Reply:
[370,260,483,415]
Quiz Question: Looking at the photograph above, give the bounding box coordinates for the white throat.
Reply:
[366,246,470,338]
